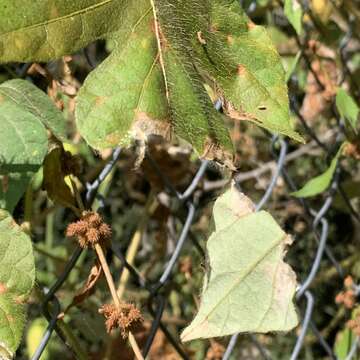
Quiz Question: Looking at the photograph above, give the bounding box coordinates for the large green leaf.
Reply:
[0,210,35,359]
[76,0,169,150]
[0,79,64,212]
[189,0,303,142]
[0,0,125,62]
[1,0,303,164]
[181,186,298,341]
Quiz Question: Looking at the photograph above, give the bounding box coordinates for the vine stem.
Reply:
[71,179,144,360]
[94,243,144,360]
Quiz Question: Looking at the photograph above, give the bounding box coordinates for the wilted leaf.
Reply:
[181,186,298,341]
[0,210,35,358]
[292,143,345,198]
[284,0,303,35]
[0,0,125,63]
[42,146,76,208]
[78,0,302,163]
[336,88,359,132]
[62,261,102,315]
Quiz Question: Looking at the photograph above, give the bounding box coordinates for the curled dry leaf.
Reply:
[181,184,298,342]
[61,260,103,316]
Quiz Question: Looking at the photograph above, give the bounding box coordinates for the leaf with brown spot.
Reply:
[0,210,35,358]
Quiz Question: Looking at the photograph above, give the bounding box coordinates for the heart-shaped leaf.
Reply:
[181,186,298,341]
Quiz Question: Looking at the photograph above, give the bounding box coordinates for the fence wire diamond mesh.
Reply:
[17,1,359,359]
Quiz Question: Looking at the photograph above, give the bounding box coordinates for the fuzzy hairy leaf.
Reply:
[76,0,170,150]
[189,0,303,142]
[0,0,125,62]
[1,0,303,164]
[0,210,35,358]
[181,186,298,341]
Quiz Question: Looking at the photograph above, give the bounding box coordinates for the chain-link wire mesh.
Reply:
[10,1,357,359]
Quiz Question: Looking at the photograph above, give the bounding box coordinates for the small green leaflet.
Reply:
[0,210,35,359]
[334,328,355,360]
[181,186,298,341]
[292,143,345,198]
[336,88,359,132]
[284,0,303,35]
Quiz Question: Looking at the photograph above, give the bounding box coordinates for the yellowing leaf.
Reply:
[310,0,333,24]
[181,186,298,342]
[42,146,76,208]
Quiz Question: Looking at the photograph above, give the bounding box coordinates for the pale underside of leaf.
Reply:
[181,186,298,341]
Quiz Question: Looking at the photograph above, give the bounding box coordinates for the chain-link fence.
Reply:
[7,1,358,359]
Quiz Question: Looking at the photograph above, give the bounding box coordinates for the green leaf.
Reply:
[0,170,35,214]
[336,88,359,132]
[0,210,35,358]
[189,0,304,143]
[292,143,345,198]
[76,0,170,150]
[181,186,298,341]
[0,0,125,62]
[285,51,301,83]
[334,328,354,360]
[3,0,303,163]
[0,79,64,212]
[0,79,66,140]
[284,0,303,35]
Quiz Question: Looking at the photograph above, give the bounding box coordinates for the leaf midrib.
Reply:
[202,229,286,327]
